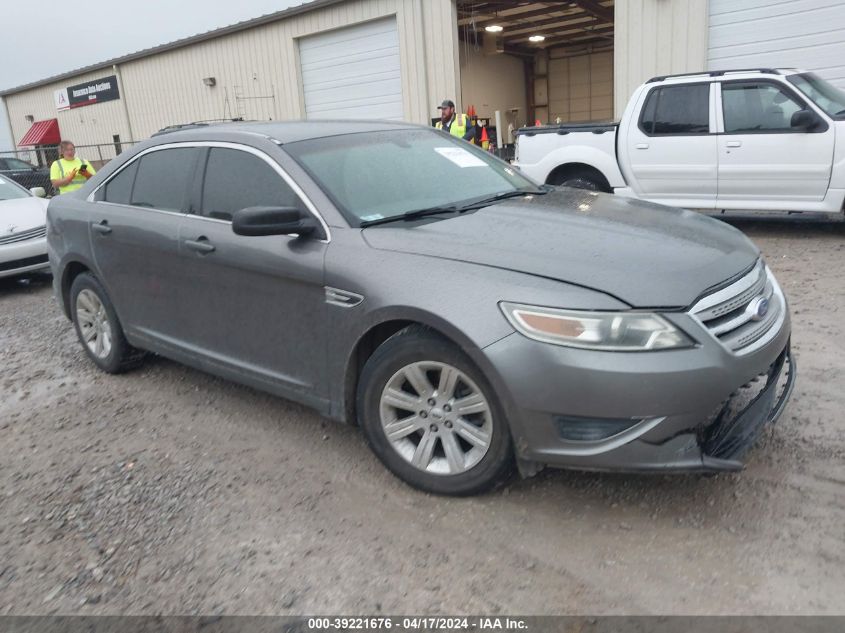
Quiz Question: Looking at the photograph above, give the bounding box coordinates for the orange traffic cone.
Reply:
[480,125,490,150]
[467,104,477,118]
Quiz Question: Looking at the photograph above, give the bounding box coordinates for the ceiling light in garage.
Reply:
[529,35,546,42]
[485,25,503,33]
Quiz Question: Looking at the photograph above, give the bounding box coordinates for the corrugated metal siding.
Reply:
[614,0,708,117]
[549,51,613,122]
[421,0,460,114]
[709,0,845,89]
[4,0,457,146]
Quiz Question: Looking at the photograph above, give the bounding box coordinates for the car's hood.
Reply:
[0,197,49,234]
[361,189,760,308]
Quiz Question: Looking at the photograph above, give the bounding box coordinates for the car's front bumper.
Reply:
[0,236,49,278]
[482,309,793,473]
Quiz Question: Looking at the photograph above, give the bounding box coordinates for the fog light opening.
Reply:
[554,416,643,442]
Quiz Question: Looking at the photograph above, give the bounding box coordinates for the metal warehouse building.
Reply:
[2,0,845,164]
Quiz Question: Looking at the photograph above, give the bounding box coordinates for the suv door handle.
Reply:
[92,220,112,235]
[184,238,216,254]
[635,143,649,149]
[726,141,742,148]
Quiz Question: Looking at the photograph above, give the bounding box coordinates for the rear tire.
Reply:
[550,168,609,192]
[69,273,145,374]
[357,325,514,496]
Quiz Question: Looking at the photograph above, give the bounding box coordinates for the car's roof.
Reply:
[153,119,422,145]
[1,156,35,166]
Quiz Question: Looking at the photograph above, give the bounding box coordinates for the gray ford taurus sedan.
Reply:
[47,121,795,496]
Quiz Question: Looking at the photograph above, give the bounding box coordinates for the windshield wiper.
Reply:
[358,188,548,228]
[360,205,461,228]
[450,187,549,212]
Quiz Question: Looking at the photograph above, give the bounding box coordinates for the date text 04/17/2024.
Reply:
[306,617,529,630]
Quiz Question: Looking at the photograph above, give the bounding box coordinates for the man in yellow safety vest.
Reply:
[435,99,475,142]
[50,140,96,194]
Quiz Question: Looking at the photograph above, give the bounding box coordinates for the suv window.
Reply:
[722,82,804,133]
[640,84,710,135]
[199,148,304,221]
[101,160,139,204]
[130,148,196,212]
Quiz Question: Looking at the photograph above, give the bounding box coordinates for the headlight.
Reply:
[500,302,695,351]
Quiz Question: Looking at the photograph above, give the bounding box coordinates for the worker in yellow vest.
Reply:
[50,140,96,194]
[435,99,476,142]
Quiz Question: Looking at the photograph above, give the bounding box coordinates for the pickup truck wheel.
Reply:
[357,325,514,496]
[561,176,600,191]
[549,168,610,192]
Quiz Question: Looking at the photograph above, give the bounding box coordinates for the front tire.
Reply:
[357,326,514,496]
[69,273,144,374]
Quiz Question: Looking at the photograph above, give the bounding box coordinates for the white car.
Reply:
[515,68,845,217]
[0,176,49,278]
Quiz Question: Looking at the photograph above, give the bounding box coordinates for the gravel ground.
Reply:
[1,218,843,615]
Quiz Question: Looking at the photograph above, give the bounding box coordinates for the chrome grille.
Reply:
[690,261,785,355]
[0,225,46,245]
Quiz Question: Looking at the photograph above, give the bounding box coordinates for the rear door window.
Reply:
[640,84,710,135]
[130,148,197,212]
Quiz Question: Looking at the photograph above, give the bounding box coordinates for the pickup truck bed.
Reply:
[514,122,625,193]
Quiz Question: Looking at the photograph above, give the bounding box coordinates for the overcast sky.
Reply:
[0,0,306,152]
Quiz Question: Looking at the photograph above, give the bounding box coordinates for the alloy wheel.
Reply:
[76,289,113,359]
[379,361,493,475]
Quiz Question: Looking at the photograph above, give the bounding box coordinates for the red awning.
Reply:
[18,119,60,146]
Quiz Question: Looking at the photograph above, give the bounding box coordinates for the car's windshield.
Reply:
[786,72,845,119]
[0,176,30,201]
[284,128,538,226]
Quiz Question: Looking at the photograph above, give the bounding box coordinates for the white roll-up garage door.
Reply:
[709,0,845,89]
[299,17,404,120]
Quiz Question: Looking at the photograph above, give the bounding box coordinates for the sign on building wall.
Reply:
[54,88,70,110]
[54,75,120,111]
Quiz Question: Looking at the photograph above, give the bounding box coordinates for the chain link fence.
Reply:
[0,140,141,195]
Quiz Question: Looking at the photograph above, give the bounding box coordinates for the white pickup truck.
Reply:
[515,68,845,216]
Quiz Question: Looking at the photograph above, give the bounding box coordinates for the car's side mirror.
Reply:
[790,109,819,131]
[232,206,316,237]
[30,187,46,198]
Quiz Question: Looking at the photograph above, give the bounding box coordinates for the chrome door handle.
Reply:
[184,238,216,254]
[726,141,742,148]
[92,221,112,235]
[635,143,649,149]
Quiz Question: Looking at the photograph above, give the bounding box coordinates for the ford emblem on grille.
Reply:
[749,296,770,321]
